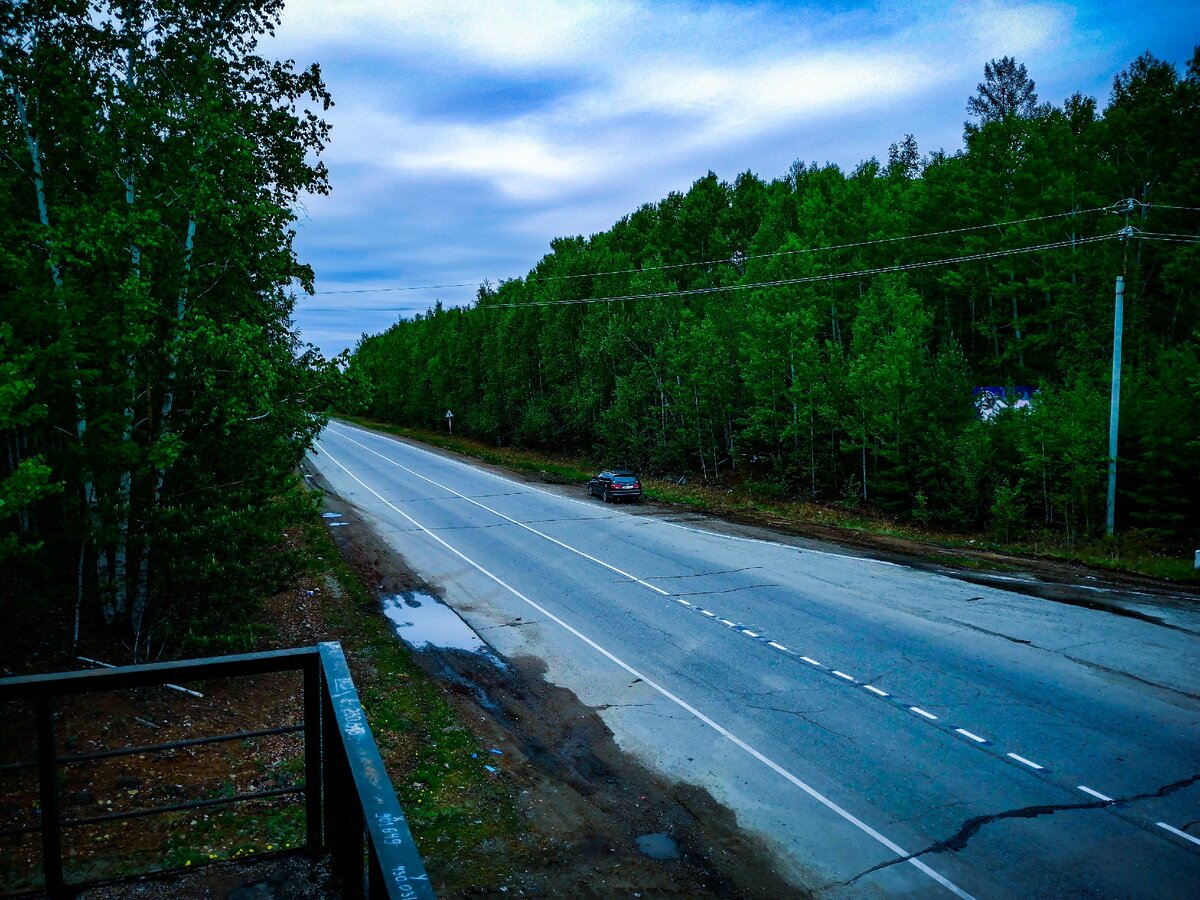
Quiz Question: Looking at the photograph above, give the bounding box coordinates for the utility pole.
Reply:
[1106,275,1124,537]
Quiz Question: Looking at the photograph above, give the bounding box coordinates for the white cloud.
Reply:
[280,0,633,66]
[273,0,1178,355]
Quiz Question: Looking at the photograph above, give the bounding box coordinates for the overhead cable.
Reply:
[311,205,1111,297]
[474,234,1116,310]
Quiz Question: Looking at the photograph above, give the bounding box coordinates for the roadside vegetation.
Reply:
[0,496,523,893]
[339,416,1199,584]
[344,52,1200,567]
[1,1,345,662]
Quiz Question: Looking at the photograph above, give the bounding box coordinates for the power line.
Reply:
[314,281,481,296]
[310,205,1112,298]
[1137,232,1200,244]
[476,234,1115,310]
[1143,203,1200,213]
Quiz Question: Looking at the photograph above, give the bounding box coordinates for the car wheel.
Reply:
[603,489,611,503]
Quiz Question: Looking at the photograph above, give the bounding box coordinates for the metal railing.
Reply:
[0,642,434,899]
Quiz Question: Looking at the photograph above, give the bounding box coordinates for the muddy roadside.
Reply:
[311,472,805,898]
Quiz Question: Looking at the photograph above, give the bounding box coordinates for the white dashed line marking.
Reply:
[317,436,976,899]
[1007,753,1044,770]
[1157,822,1200,847]
[323,423,1107,834]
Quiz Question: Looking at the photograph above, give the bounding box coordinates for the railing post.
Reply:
[368,840,386,897]
[318,641,434,899]
[324,685,365,898]
[35,693,64,897]
[304,654,323,856]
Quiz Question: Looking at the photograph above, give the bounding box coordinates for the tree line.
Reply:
[1,1,340,656]
[347,52,1199,546]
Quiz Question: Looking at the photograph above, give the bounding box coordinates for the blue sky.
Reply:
[270,1,1198,356]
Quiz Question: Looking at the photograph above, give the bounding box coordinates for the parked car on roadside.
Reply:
[587,469,643,503]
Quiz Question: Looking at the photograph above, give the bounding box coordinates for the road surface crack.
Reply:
[643,566,765,580]
[844,772,1200,884]
[745,704,852,741]
[1062,655,1200,701]
[940,617,1039,647]
[674,584,776,597]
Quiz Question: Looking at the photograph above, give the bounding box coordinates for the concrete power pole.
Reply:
[1106,275,1124,537]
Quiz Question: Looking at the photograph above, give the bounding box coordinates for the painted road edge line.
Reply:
[316,443,976,900]
[1157,823,1200,847]
[1077,786,1113,802]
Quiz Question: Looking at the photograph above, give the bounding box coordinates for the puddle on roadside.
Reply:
[382,591,488,653]
[636,832,679,859]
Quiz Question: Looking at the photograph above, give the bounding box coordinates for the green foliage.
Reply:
[1,1,335,652]
[341,50,1199,547]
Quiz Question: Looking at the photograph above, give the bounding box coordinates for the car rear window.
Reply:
[613,476,638,484]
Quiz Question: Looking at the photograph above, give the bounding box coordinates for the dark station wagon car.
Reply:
[587,469,643,503]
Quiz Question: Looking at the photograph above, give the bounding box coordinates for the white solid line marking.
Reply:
[864,685,889,697]
[768,642,787,651]
[1007,753,1044,770]
[800,656,822,666]
[910,707,938,720]
[675,598,692,606]
[325,427,672,596]
[833,671,855,682]
[955,729,986,744]
[1157,822,1200,847]
[316,442,974,899]
[1077,786,1113,802]
[742,630,759,637]
[328,421,902,571]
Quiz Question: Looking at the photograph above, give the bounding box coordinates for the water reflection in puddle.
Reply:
[636,832,679,859]
[382,592,488,653]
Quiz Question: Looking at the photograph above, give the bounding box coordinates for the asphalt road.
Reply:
[308,420,1200,898]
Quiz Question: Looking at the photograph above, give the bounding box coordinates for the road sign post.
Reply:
[445,409,454,435]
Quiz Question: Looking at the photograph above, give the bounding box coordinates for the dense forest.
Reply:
[1,1,339,656]
[348,52,1200,547]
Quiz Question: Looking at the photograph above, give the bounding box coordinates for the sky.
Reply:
[269,0,1199,357]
